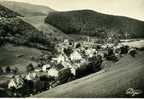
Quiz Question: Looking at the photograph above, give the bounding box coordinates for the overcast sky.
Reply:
[2,0,144,21]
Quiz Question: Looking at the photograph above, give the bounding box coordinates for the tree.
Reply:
[0,67,3,74]
[5,66,11,73]
[26,63,34,72]
[13,67,19,74]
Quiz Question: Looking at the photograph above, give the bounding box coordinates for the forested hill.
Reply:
[45,10,144,39]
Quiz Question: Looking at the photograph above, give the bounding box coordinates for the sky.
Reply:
[2,0,144,21]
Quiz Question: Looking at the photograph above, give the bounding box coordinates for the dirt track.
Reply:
[33,51,144,98]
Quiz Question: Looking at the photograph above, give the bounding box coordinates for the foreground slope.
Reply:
[33,51,144,98]
[46,10,144,39]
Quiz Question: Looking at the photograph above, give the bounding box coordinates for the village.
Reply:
[0,37,138,97]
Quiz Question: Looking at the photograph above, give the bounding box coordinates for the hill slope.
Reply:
[0,3,55,51]
[0,44,42,72]
[0,1,54,16]
[0,1,71,50]
[0,4,21,17]
[20,16,70,40]
[33,51,144,98]
[45,10,144,39]
[0,1,70,41]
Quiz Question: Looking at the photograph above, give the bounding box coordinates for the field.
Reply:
[0,44,42,72]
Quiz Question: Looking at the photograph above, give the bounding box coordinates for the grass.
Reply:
[20,16,69,40]
[0,44,42,71]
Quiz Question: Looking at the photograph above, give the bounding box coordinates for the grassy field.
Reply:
[20,16,70,40]
[0,44,42,72]
[33,51,144,98]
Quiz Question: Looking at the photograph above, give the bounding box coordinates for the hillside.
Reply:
[20,16,70,40]
[0,4,21,17]
[45,10,144,39]
[0,1,70,42]
[33,51,144,98]
[0,1,70,51]
[0,17,55,50]
[0,44,42,72]
[0,1,54,16]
